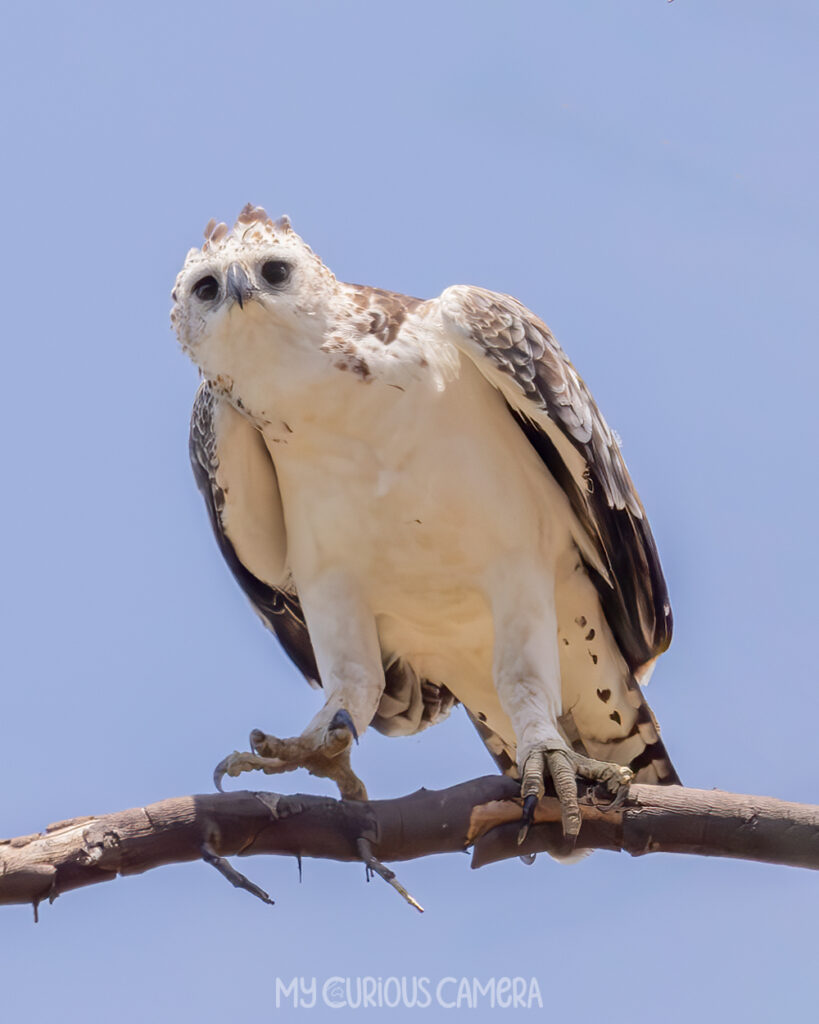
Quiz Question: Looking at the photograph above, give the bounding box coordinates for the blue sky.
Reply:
[1,2,817,1020]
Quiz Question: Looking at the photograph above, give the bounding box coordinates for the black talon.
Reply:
[330,708,359,744]
[517,793,539,846]
[213,757,229,792]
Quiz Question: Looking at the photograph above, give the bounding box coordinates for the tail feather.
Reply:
[466,677,680,787]
[590,674,681,785]
[465,708,518,777]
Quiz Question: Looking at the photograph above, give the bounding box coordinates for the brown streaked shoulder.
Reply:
[345,283,426,345]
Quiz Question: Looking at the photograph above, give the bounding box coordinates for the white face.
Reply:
[171,207,338,391]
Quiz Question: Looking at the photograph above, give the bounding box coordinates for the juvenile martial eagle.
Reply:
[171,204,679,838]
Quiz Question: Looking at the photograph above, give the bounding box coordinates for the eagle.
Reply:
[171,204,679,839]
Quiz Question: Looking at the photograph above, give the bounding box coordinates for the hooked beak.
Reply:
[226,263,254,309]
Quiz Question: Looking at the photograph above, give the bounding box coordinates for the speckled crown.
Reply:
[200,203,293,253]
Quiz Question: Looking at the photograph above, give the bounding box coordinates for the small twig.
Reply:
[356,837,424,913]
[201,844,275,906]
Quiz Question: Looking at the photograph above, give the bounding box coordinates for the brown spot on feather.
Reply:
[346,284,424,345]
[321,335,372,380]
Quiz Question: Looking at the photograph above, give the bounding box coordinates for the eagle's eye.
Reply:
[261,260,291,287]
[193,275,219,302]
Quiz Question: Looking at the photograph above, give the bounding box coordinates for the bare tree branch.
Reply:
[2,776,818,918]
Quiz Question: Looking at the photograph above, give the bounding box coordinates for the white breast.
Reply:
[255,356,585,738]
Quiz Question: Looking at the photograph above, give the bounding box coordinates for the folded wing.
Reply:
[440,285,672,683]
[189,382,321,685]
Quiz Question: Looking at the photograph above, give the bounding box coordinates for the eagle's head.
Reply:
[171,204,339,397]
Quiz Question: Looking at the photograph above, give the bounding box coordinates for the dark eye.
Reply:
[261,260,291,287]
[193,275,219,302]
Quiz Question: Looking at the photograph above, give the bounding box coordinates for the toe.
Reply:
[545,749,582,837]
[520,748,546,802]
[213,750,272,791]
[574,755,634,794]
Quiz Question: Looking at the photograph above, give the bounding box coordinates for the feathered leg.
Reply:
[488,555,632,841]
[215,570,385,800]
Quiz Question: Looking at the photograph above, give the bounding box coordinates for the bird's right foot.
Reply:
[213,709,367,800]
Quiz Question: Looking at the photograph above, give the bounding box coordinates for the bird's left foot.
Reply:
[213,709,368,801]
[517,744,633,843]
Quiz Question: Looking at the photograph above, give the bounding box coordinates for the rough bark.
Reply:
[2,776,817,917]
